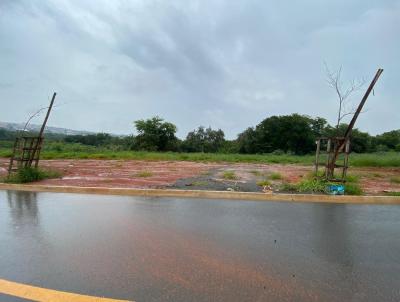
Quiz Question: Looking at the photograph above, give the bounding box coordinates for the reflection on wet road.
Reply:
[0,190,399,301]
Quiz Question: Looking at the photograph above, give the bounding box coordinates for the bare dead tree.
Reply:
[22,98,64,132]
[23,106,50,132]
[324,62,366,130]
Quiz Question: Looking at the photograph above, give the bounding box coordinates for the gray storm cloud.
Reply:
[0,0,398,138]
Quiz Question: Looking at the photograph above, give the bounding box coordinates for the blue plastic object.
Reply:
[327,184,345,195]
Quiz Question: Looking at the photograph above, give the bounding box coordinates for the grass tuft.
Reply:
[135,171,153,178]
[269,172,282,180]
[344,182,363,195]
[390,176,400,184]
[278,173,363,195]
[279,182,298,193]
[385,192,400,196]
[3,167,62,184]
[250,170,262,176]
[297,179,328,194]
[222,171,238,180]
[256,179,271,187]
[192,181,209,186]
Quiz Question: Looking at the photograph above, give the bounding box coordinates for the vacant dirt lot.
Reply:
[0,158,399,195]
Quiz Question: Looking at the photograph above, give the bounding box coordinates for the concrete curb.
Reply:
[1,183,400,204]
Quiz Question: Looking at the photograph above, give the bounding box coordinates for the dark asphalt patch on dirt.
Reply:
[169,168,263,192]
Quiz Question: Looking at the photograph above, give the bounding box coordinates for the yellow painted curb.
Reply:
[0,278,132,302]
[0,183,400,204]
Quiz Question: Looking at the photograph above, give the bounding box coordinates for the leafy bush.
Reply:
[4,167,62,184]
[135,171,153,178]
[256,179,271,187]
[385,192,400,196]
[297,179,328,194]
[269,172,282,180]
[222,171,238,180]
[279,182,298,193]
[344,182,363,195]
[390,176,400,184]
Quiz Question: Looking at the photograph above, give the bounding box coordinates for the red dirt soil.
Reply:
[0,158,399,195]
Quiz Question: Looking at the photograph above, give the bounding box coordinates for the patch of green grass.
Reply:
[279,172,363,195]
[385,192,400,196]
[135,171,153,178]
[3,167,62,184]
[201,170,213,176]
[390,176,400,184]
[269,172,282,180]
[297,179,328,194]
[192,181,209,186]
[256,179,271,187]
[0,150,13,157]
[222,171,238,180]
[279,182,298,193]
[250,170,262,176]
[344,182,363,195]
[345,174,360,183]
[0,142,399,167]
[351,152,400,167]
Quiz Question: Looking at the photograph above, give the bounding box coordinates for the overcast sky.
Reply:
[0,0,398,138]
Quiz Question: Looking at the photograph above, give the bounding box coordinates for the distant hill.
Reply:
[0,121,93,136]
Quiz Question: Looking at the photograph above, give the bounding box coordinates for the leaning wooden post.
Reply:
[29,92,57,167]
[327,69,383,180]
[38,92,57,138]
[314,139,321,175]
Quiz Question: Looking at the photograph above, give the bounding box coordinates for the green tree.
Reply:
[375,130,400,150]
[182,126,225,153]
[65,133,113,146]
[310,117,328,138]
[255,114,316,155]
[237,127,259,154]
[0,128,16,140]
[237,115,325,155]
[322,123,373,153]
[133,116,178,151]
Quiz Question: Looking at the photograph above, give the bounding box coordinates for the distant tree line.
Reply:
[1,114,399,154]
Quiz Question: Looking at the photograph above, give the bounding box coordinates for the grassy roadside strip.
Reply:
[0,148,399,167]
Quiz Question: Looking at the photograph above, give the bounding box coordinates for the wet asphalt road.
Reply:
[0,190,399,302]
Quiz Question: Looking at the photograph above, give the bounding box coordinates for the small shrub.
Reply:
[297,179,327,194]
[390,176,400,184]
[279,182,298,193]
[385,191,400,196]
[256,179,271,187]
[222,171,238,180]
[192,181,208,186]
[250,170,262,176]
[272,149,285,155]
[4,167,62,184]
[269,172,282,180]
[135,171,153,178]
[344,182,363,195]
[345,174,360,183]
